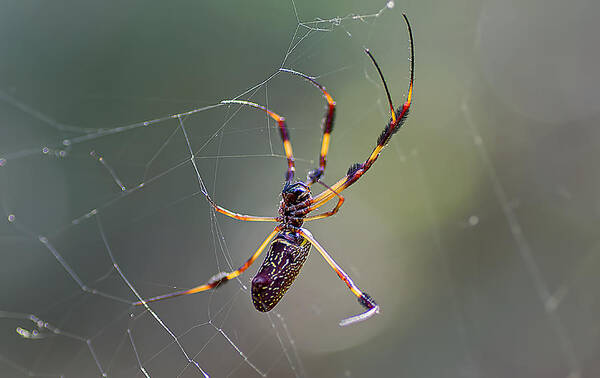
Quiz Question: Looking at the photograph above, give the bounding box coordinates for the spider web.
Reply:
[1,0,600,377]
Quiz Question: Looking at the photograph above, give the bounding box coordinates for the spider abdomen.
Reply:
[251,232,311,312]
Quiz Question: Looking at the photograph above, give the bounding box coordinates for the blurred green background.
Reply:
[1,0,599,377]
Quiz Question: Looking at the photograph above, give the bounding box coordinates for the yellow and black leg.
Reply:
[309,14,414,211]
[134,226,282,306]
[299,228,379,326]
[222,99,296,182]
[280,68,336,185]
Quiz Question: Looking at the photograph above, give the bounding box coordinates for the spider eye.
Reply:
[282,182,309,202]
[297,190,309,200]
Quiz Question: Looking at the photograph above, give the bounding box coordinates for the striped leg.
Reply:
[134,226,282,306]
[204,195,279,222]
[300,181,344,221]
[309,14,414,211]
[283,181,344,222]
[280,69,336,184]
[299,228,379,326]
[222,99,295,182]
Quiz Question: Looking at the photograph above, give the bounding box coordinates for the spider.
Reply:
[135,14,414,326]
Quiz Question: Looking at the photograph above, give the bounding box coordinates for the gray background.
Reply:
[1,0,599,377]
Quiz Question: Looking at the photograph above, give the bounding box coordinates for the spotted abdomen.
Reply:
[251,232,311,312]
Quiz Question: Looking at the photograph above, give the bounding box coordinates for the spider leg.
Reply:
[280,69,336,185]
[284,181,344,221]
[298,228,379,326]
[309,14,414,211]
[222,99,295,182]
[301,181,344,221]
[205,195,279,222]
[302,194,344,221]
[133,226,282,306]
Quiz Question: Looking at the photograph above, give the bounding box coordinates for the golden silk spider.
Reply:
[135,14,414,326]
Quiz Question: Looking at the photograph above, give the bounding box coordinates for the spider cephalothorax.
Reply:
[281,181,311,204]
[135,14,415,327]
[278,181,312,228]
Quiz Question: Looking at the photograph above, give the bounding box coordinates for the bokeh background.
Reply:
[1,0,599,377]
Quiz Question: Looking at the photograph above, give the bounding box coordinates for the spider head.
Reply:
[281,181,311,205]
